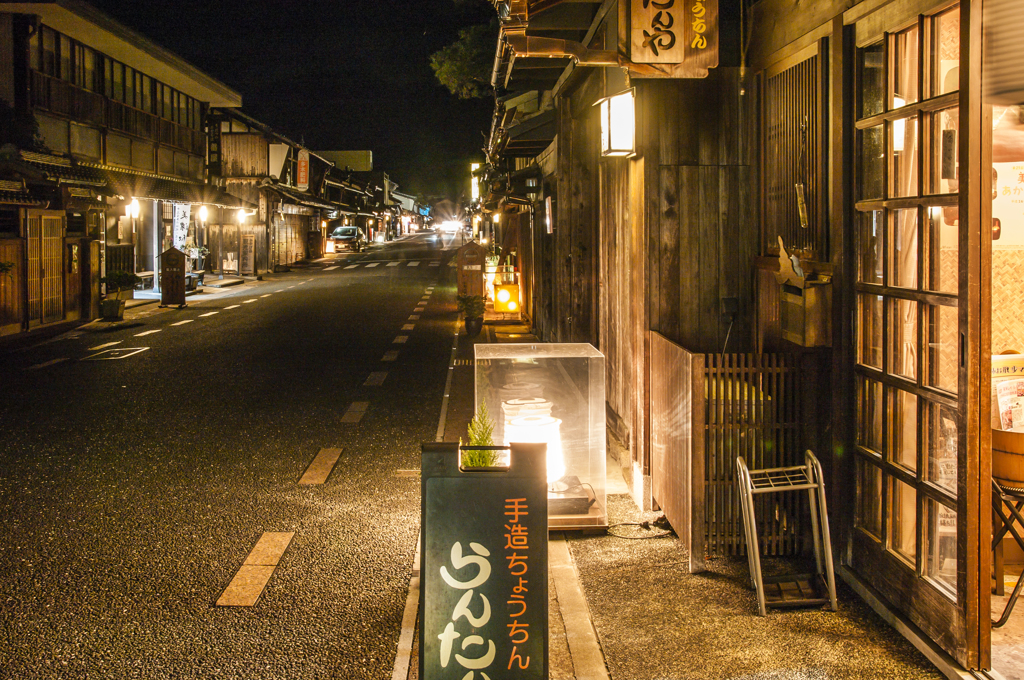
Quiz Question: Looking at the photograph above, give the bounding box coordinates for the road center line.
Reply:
[408,261,420,267]
[298,448,343,485]
[323,266,339,271]
[260,294,272,298]
[387,262,400,267]
[242,299,257,304]
[414,307,424,312]
[402,324,415,331]
[340,401,369,423]
[365,262,380,268]
[225,305,240,310]
[364,371,388,386]
[408,315,419,320]
[200,311,219,317]
[135,329,161,336]
[171,320,193,326]
[345,264,359,269]
[24,357,68,371]
[88,341,121,351]
[382,350,399,361]
[393,335,408,344]
[216,532,295,607]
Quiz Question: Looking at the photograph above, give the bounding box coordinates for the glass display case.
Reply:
[474,343,607,529]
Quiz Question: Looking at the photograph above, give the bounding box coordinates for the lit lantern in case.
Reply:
[597,88,636,157]
[494,284,520,313]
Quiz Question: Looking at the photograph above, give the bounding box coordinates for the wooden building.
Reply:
[0,0,246,332]
[485,0,1024,673]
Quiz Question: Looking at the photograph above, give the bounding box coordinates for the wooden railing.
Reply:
[650,331,824,572]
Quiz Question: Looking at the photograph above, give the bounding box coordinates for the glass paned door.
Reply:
[851,3,968,662]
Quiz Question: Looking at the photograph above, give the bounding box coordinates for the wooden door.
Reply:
[848,1,987,668]
[26,212,65,326]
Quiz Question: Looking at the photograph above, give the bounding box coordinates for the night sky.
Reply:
[86,0,495,201]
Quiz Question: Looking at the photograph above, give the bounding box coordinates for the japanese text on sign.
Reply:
[437,541,496,676]
[630,0,718,70]
[505,497,530,670]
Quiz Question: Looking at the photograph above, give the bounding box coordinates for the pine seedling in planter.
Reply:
[462,402,499,467]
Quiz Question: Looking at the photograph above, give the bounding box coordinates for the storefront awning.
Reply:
[99,167,255,209]
[271,184,346,211]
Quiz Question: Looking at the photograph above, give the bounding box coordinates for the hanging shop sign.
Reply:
[297,149,310,192]
[630,0,718,76]
[420,442,548,680]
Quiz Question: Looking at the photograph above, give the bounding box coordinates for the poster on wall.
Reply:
[992,161,1024,248]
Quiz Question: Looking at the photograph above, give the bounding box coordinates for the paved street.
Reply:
[0,232,463,679]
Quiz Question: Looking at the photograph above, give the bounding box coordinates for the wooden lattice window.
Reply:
[762,47,827,259]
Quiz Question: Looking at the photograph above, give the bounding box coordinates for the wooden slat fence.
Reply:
[650,331,810,572]
[0,239,23,334]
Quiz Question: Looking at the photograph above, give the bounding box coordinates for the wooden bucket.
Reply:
[993,429,1024,487]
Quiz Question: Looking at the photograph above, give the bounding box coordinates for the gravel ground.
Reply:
[566,494,945,680]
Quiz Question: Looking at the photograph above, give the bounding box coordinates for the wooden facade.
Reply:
[489,0,1007,672]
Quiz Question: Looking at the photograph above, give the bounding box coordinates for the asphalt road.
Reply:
[0,231,465,679]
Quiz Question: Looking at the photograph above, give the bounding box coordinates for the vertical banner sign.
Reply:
[420,442,548,680]
[297,149,310,192]
[172,204,190,249]
[240,234,255,275]
[631,0,718,75]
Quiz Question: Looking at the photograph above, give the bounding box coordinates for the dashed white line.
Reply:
[364,371,388,386]
[323,266,339,271]
[200,311,219,317]
[24,358,68,371]
[429,262,440,267]
[382,350,400,362]
[225,305,241,310]
[340,401,369,424]
[393,335,409,344]
[414,307,425,313]
[275,289,284,293]
[408,261,420,267]
[387,262,400,267]
[171,320,194,326]
[402,324,415,331]
[408,315,420,320]
[345,265,359,269]
[135,329,162,337]
[242,299,257,304]
[260,294,272,298]
[88,341,121,351]
[287,286,296,289]
[365,262,380,268]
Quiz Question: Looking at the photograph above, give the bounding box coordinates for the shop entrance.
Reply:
[25,211,64,326]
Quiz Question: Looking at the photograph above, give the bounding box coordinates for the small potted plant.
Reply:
[100,270,142,320]
[457,293,485,338]
[461,402,501,468]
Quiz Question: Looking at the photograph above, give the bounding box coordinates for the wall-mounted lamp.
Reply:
[596,88,636,157]
[126,198,140,219]
[494,284,520,313]
[198,205,209,222]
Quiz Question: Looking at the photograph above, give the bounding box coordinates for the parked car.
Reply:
[327,225,365,253]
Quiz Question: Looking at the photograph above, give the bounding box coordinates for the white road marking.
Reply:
[299,281,308,285]
[414,307,424,313]
[345,265,359,269]
[387,262,400,267]
[340,401,369,423]
[225,305,240,310]
[171,320,194,326]
[287,286,296,289]
[200,311,219,317]
[364,371,388,386]
[402,324,415,331]
[275,289,284,293]
[135,329,161,337]
[88,341,121,351]
[393,335,409,344]
[217,532,295,607]
[382,350,400,362]
[242,299,257,304]
[323,266,339,271]
[429,262,439,267]
[260,294,272,298]
[408,261,420,267]
[299,448,343,485]
[84,347,149,361]
[365,262,380,268]
[24,358,68,371]
[408,315,420,320]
